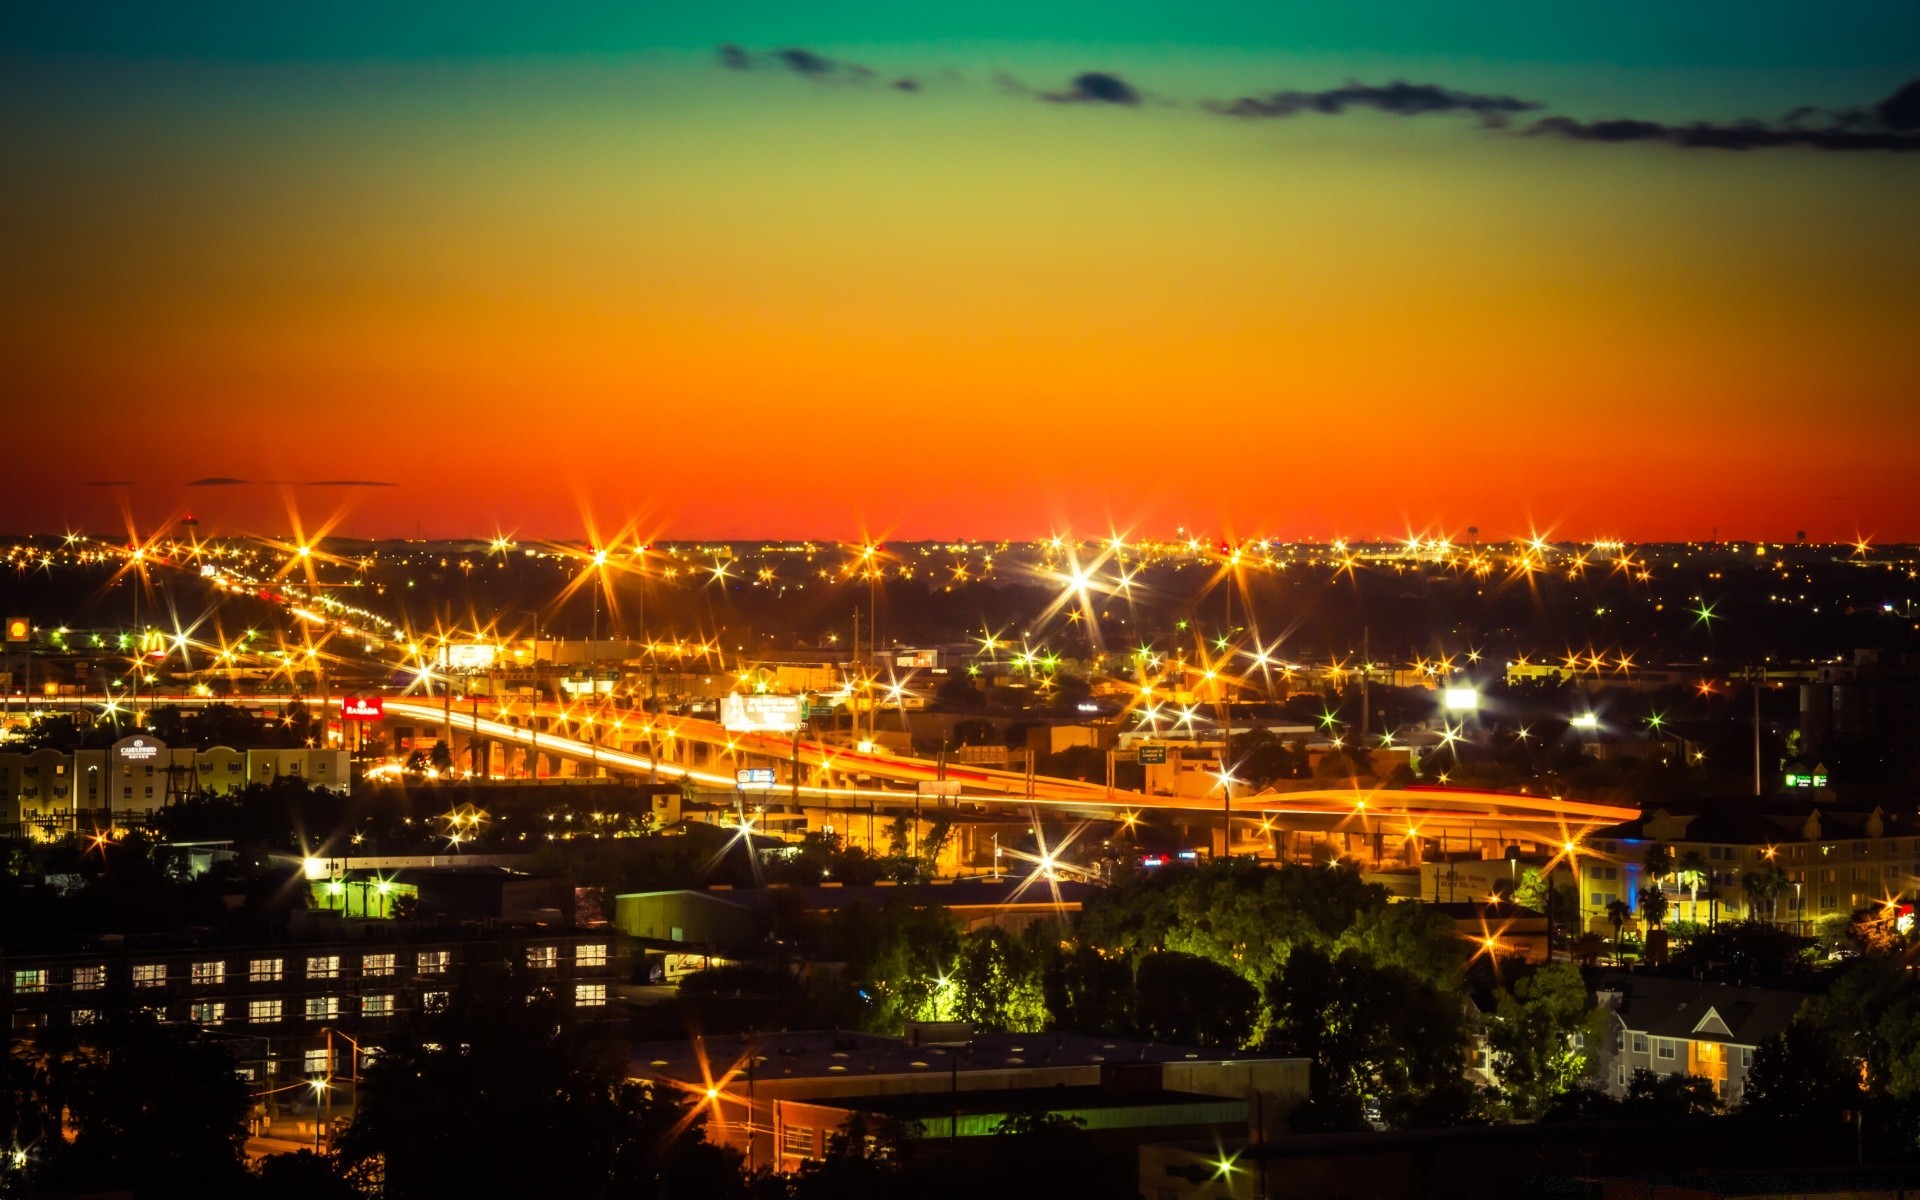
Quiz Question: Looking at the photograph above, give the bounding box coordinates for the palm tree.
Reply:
[1676,850,1710,921]
[1569,931,1608,966]
[1643,842,1674,883]
[1606,897,1633,945]
[1742,862,1789,924]
[1637,885,1669,930]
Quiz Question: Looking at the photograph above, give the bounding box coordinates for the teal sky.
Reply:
[5,2,1918,69]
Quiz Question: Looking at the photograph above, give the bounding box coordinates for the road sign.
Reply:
[1136,744,1168,765]
[919,780,962,798]
[3,617,28,643]
[736,767,778,790]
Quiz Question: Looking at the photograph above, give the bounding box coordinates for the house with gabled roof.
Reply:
[1590,972,1809,1105]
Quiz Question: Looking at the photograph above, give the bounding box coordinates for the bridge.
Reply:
[14,691,1640,847]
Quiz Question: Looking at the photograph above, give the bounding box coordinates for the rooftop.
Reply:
[630,1029,1286,1085]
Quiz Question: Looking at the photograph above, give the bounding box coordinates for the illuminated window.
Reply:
[362,994,395,1018]
[361,953,395,978]
[249,958,284,983]
[191,961,227,986]
[305,996,339,1022]
[527,946,558,970]
[248,999,282,1024]
[423,990,449,1012]
[191,1001,226,1024]
[307,955,340,980]
[576,944,608,968]
[71,965,105,991]
[305,1049,329,1076]
[416,950,449,975]
[782,1126,815,1158]
[575,983,607,1008]
[132,963,167,987]
[70,1009,100,1026]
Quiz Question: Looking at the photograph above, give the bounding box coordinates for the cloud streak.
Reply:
[710,48,1920,154]
[1525,77,1920,152]
[716,43,916,90]
[1207,80,1541,123]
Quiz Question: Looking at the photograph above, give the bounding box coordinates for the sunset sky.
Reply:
[4,3,1918,542]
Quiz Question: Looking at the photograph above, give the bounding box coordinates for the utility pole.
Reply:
[1360,626,1371,743]
[1749,666,1764,797]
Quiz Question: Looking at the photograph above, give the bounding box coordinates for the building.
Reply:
[613,879,1089,956]
[1428,900,1550,963]
[1589,974,1806,1106]
[2,923,623,1086]
[630,1028,1307,1175]
[0,738,348,834]
[1577,803,1920,935]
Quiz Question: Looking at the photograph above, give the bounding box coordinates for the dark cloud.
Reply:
[187,476,248,487]
[304,480,397,487]
[891,78,921,93]
[1526,75,1920,152]
[774,47,834,75]
[717,44,875,82]
[1042,72,1139,106]
[1879,78,1920,131]
[1207,80,1541,122]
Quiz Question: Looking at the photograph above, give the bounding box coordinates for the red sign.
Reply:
[341,695,384,721]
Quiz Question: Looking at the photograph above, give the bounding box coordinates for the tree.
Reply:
[335,968,746,1199]
[1622,1068,1722,1117]
[428,739,455,775]
[1332,901,1470,989]
[1742,864,1789,924]
[1605,897,1633,944]
[1133,951,1259,1048]
[1264,946,1470,1130]
[1643,843,1674,890]
[951,927,1047,1033]
[986,1112,1130,1199]
[10,1012,251,1196]
[1568,931,1607,966]
[1637,886,1669,930]
[1485,963,1598,1118]
[1676,850,1711,920]
[1742,1015,1862,1120]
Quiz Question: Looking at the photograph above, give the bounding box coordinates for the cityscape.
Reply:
[5,4,1920,1200]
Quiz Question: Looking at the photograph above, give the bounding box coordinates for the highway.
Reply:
[17,691,1641,834]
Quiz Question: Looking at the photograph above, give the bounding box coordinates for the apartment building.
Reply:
[1577,804,1920,934]
[1589,974,1805,1105]
[2,926,623,1082]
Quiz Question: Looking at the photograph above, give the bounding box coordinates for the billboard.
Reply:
[440,643,498,672]
[341,695,385,722]
[114,735,164,763]
[895,649,937,669]
[735,767,778,790]
[720,693,804,734]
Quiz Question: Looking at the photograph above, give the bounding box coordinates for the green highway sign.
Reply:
[1136,745,1168,765]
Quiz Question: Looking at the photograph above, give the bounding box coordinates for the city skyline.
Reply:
[4,2,1919,539]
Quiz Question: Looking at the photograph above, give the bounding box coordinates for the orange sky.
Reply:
[4,55,1917,541]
